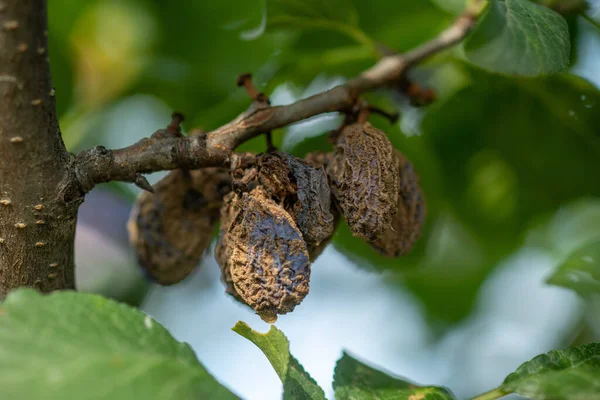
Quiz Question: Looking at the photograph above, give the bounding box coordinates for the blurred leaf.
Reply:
[493,342,600,399]
[333,352,455,400]
[70,0,156,108]
[268,0,359,27]
[0,289,237,400]
[243,0,375,50]
[232,321,326,400]
[548,239,600,296]
[351,0,450,53]
[135,0,287,129]
[430,0,466,15]
[465,0,570,76]
[413,71,600,323]
[48,0,98,117]
[527,198,600,258]
[423,71,600,243]
[260,0,450,89]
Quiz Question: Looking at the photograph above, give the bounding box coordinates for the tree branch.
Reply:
[74,9,481,193]
[75,135,229,193]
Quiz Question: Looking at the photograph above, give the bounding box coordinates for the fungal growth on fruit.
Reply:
[128,167,230,285]
[215,186,311,323]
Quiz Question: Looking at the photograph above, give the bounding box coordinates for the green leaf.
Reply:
[333,352,455,400]
[0,289,237,400]
[464,0,570,76]
[494,342,600,399]
[232,321,326,400]
[548,239,600,295]
[268,0,359,28]
[243,0,376,50]
[430,0,465,15]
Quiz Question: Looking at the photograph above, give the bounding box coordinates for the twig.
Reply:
[74,135,229,193]
[74,8,482,193]
[583,13,600,32]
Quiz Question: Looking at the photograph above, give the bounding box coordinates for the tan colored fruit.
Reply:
[215,186,310,323]
[371,150,426,256]
[328,122,400,242]
[128,168,230,285]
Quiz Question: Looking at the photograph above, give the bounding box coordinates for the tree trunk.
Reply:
[0,0,77,296]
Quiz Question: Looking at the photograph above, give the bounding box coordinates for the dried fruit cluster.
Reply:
[128,122,425,322]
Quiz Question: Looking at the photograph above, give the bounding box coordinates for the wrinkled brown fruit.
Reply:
[215,192,246,305]
[303,151,340,259]
[127,168,230,285]
[328,122,400,241]
[371,150,426,256]
[215,186,311,323]
[258,151,335,250]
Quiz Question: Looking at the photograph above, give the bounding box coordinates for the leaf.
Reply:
[429,0,465,15]
[333,352,455,400]
[132,0,287,130]
[232,321,326,400]
[69,1,156,108]
[0,289,237,400]
[243,0,374,49]
[267,0,359,28]
[548,239,600,296]
[498,342,600,399]
[464,0,570,76]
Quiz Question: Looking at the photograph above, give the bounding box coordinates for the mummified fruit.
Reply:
[215,186,310,323]
[128,168,230,285]
[328,122,400,242]
[215,192,245,305]
[371,150,426,256]
[302,151,340,259]
[258,151,335,252]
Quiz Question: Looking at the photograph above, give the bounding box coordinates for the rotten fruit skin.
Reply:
[303,151,341,259]
[127,168,230,285]
[328,122,400,242]
[371,150,426,256]
[258,151,335,253]
[215,186,311,323]
[215,192,246,305]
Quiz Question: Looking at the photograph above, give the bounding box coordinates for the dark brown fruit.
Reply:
[215,186,310,323]
[303,151,340,259]
[127,168,230,285]
[371,150,426,256]
[258,151,335,252]
[215,192,246,305]
[328,122,400,242]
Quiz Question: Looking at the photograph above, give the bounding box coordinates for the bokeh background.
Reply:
[48,0,600,398]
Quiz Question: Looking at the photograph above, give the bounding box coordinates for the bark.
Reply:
[0,0,77,296]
